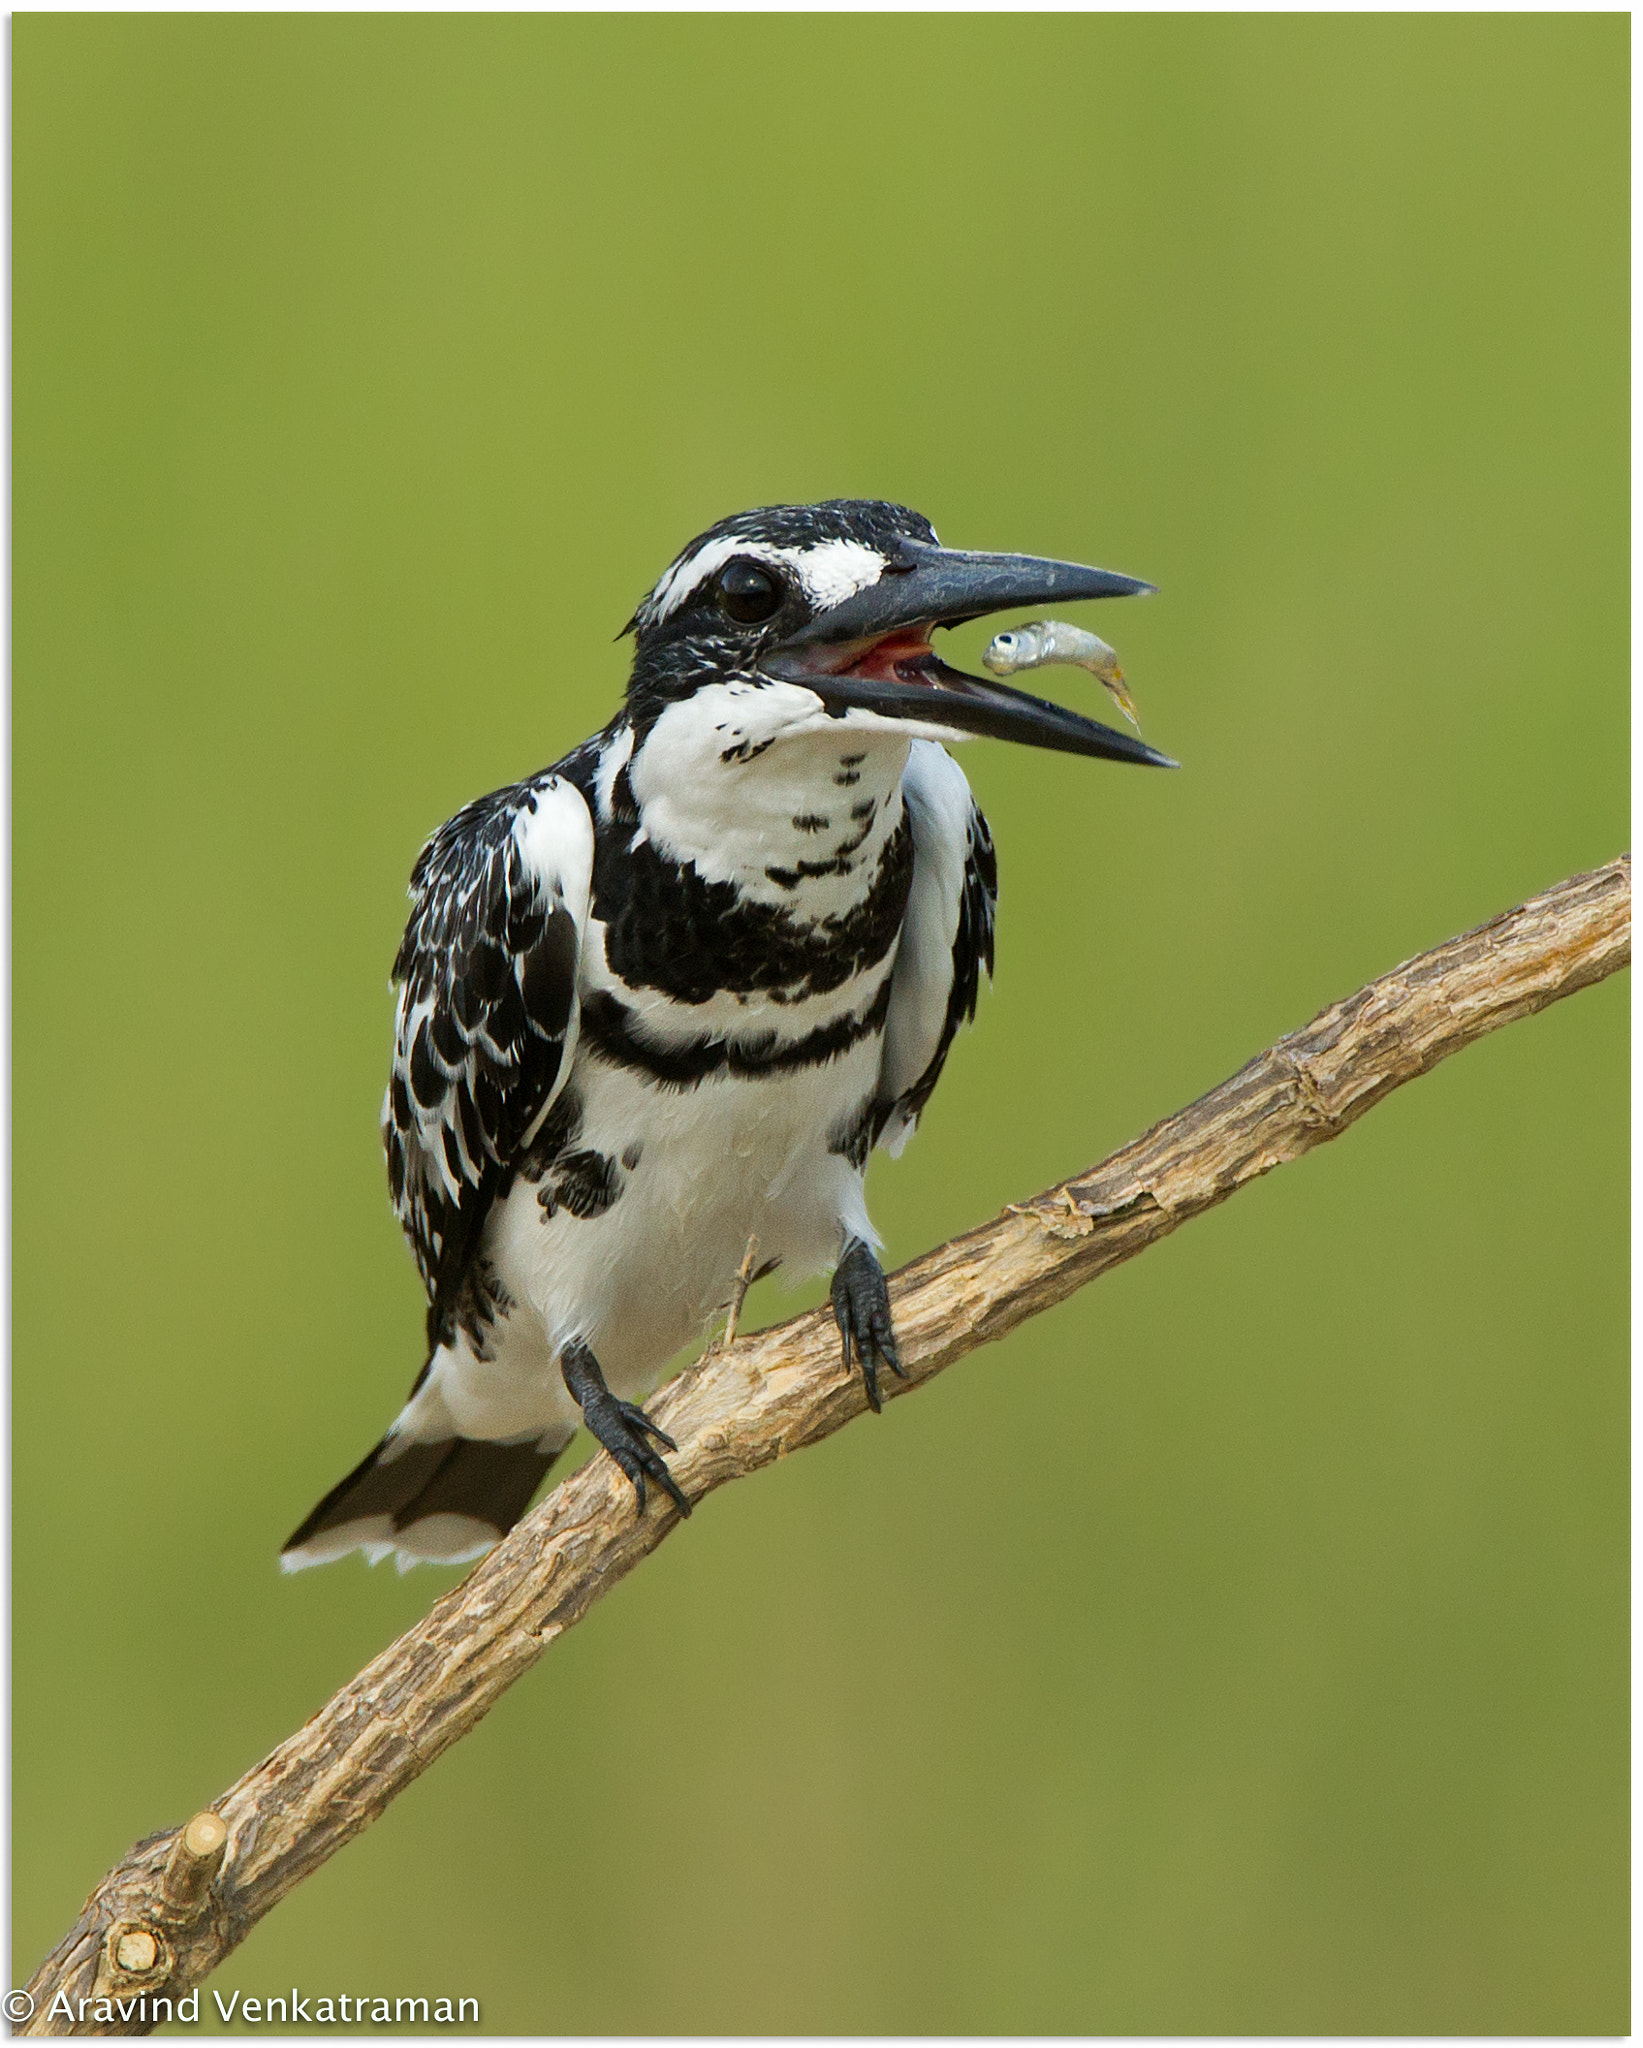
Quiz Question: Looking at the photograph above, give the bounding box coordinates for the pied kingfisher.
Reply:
[283,499,1170,1573]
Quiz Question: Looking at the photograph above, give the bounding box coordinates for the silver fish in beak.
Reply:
[983,619,1143,732]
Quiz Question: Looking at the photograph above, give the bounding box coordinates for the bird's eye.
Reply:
[716,559,783,624]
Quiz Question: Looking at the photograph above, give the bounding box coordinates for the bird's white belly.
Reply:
[447,1033,881,1445]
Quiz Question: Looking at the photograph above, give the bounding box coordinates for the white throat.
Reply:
[626,685,914,913]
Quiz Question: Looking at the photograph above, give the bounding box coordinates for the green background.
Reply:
[14,15,1628,2034]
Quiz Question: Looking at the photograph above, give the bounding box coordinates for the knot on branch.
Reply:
[42,1811,233,2029]
[1279,1047,1346,1134]
[1013,1182,1164,1242]
[160,1811,229,1918]
[97,1922,173,2001]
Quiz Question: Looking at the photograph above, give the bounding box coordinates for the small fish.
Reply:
[982,619,1143,730]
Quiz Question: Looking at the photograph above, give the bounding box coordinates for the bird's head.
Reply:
[622,498,1174,767]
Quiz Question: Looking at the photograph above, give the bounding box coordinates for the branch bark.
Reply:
[23,855,1630,2036]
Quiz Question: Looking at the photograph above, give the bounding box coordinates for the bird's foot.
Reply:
[560,1340,690,1517]
[830,1239,905,1413]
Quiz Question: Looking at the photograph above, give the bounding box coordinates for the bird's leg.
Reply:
[560,1339,690,1517]
[830,1238,905,1414]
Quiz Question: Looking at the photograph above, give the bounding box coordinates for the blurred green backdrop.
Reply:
[13,14,1628,2035]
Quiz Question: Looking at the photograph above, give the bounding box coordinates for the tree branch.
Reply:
[23,855,1630,2036]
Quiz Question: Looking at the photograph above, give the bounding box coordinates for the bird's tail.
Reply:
[280,1430,560,1574]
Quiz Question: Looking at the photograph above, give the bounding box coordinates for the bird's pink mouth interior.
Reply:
[827,627,939,685]
[766,626,986,699]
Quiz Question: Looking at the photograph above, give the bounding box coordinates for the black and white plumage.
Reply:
[283,499,1169,1572]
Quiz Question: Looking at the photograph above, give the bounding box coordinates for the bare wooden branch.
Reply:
[706,1232,760,1357]
[23,855,1629,2037]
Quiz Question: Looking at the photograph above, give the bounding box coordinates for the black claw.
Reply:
[618,1400,677,1454]
[830,1239,902,1413]
[561,1341,691,1518]
[650,1460,692,1517]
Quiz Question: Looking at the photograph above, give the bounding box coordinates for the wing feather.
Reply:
[383,769,594,1346]
[875,740,997,1156]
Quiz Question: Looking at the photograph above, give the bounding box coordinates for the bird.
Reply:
[281,498,1172,1574]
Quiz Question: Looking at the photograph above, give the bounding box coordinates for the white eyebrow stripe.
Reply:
[646,535,889,624]
[794,539,886,609]
[648,537,786,623]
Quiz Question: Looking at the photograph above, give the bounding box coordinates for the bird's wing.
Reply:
[875,739,997,1157]
[383,767,596,1346]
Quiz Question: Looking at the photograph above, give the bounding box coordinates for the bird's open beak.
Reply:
[761,540,1176,768]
